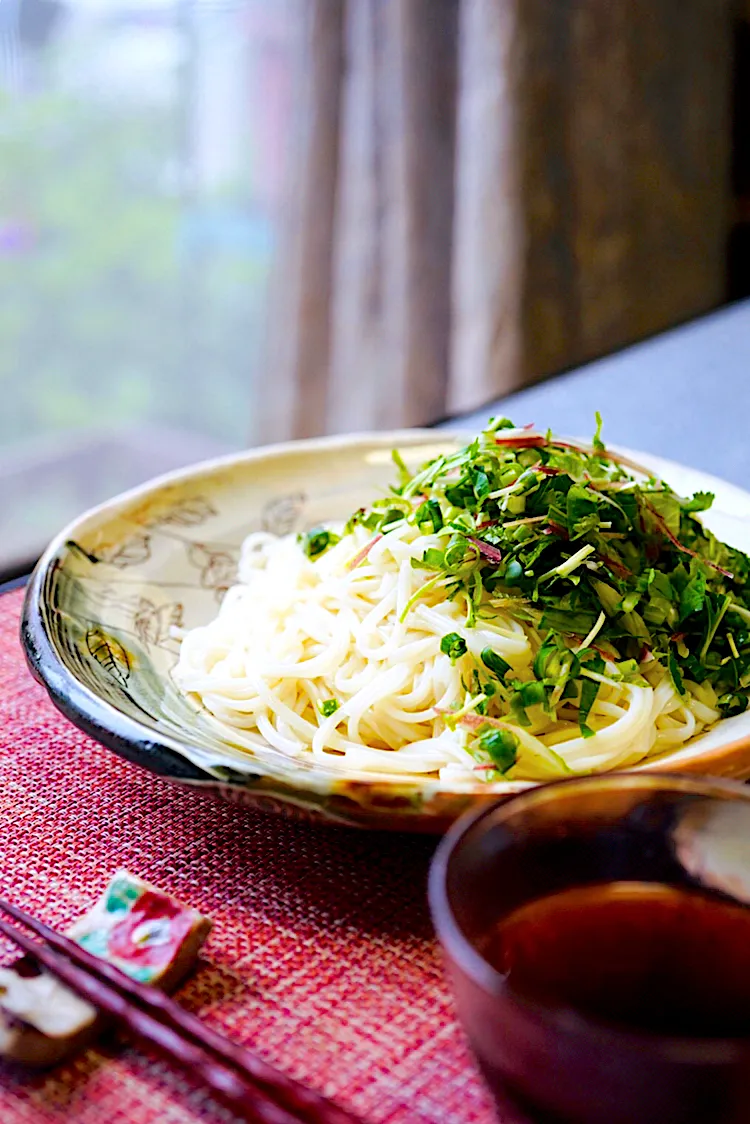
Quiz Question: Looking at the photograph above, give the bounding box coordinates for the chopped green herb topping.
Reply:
[317,698,340,718]
[440,633,468,661]
[481,648,511,679]
[475,726,519,772]
[299,527,340,559]
[306,416,750,781]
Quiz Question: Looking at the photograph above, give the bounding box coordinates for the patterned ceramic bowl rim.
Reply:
[20,430,750,832]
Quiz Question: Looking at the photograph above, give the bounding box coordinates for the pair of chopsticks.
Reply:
[0,898,362,1124]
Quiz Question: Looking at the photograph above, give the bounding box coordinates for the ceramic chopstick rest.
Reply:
[0,870,211,1066]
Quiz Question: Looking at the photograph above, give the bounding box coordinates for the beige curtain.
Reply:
[256,0,731,444]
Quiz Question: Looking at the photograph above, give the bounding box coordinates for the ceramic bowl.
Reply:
[21,431,750,833]
[428,775,750,1124]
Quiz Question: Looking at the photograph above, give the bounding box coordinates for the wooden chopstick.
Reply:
[0,895,354,1124]
[0,912,297,1124]
[0,898,362,1124]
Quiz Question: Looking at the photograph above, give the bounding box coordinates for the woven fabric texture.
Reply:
[0,590,495,1124]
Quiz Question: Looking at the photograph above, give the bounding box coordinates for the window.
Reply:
[0,0,294,573]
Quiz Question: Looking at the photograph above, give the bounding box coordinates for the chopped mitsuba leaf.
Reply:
[481,648,512,679]
[299,527,340,559]
[681,491,714,513]
[441,633,468,661]
[476,727,519,772]
[667,650,685,697]
[592,410,605,453]
[414,499,444,534]
[515,680,547,709]
[505,559,524,584]
[680,567,707,621]
[578,654,605,737]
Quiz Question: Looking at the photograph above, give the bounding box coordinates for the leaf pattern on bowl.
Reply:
[261,492,306,535]
[133,598,184,649]
[94,535,152,569]
[186,543,238,592]
[85,628,131,688]
[154,496,217,528]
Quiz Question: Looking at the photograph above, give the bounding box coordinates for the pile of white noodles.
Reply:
[172,522,721,783]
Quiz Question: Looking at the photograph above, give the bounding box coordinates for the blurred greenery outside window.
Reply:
[0,0,293,572]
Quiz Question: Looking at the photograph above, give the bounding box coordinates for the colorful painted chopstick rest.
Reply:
[0,870,211,1066]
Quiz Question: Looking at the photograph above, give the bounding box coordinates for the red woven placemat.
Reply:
[0,589,495,1124]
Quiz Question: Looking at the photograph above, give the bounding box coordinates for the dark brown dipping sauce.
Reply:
[483,882,750,1038]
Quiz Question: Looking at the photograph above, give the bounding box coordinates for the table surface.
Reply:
[449,299,750,489]
[0,589,496,1124]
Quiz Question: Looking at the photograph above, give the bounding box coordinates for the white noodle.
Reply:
[172,522,723,784]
